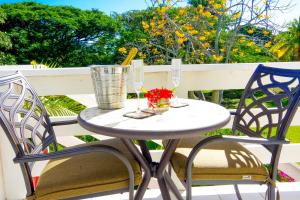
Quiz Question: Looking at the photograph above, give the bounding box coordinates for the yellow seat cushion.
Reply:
[162,135,206,148]
[34,139,142,200]
[170,137,269,182]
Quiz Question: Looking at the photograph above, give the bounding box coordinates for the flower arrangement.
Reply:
[145,88,173,113]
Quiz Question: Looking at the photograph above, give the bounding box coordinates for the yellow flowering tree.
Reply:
[126,0,288,64]
[117,0,289,102]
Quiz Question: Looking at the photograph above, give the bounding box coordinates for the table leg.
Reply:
[138,140,152,164]
[157,139,184,200]
[164,171,185,200]
[158,176,172,200]
[138,140,180,200]
[121,139,151,200]
[122,138,184,200]
[156,139,179,178]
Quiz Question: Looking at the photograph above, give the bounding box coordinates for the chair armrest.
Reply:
[51,119,78,126]
[14,144,123,163]
[221,135,289,145]
[188,135,289,158]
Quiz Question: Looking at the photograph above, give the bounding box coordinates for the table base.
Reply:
[121,139,184,200]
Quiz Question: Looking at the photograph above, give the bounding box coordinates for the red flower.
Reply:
[145,88,173,105]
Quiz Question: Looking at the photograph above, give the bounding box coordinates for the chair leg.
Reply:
[234,184,242,200]
[267,184,276,200]
[186,179,192,200]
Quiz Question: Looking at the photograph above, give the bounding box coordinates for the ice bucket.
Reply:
[90,65,128,109]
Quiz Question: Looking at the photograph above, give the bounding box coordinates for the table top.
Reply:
[78,99,231,140]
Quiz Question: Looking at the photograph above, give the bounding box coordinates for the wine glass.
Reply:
[132,59,144,115]
[171,59,181,106]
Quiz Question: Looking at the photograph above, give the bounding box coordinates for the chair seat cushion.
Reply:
[162,135,206,148]
[170,137,269,182]
[34,139,142,200]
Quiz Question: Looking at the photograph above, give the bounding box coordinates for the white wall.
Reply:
[0,130,26,200]
[0,141,5,200]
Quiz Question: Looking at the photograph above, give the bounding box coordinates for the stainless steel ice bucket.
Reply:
[90,65,128,109]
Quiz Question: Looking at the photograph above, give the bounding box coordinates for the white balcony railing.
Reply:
[1,61,300,200]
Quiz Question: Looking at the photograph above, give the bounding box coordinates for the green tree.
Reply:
[0,2,119,66]
[114,10,154,64]
[134,0,287,103]
[188,0,209,7]
[120,0,280,65]
[271,17,300,61]
[0,8,15,64]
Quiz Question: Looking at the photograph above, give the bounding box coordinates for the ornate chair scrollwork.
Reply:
[167,64,300,200]
[0,72,142,200]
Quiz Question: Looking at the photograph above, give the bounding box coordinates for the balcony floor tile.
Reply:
[88,182,299,200]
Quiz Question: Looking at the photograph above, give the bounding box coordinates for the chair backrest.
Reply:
[0,72,57,195]
[233,64,300,145]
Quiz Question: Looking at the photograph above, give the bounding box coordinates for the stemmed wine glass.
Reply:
[171,59,181,106]
[131,59,144,116]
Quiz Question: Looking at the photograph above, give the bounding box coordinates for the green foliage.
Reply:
[0,51,16,64]
[206,126,300,144]
[230,39,276,63]
[145,140,163,150]
[271,17,300,61]
[188,0,209,7]
[230,51,275,63]
[206,128,234,136]
[0,31,11,50]
[49,143,64,152]
[239,25,273,43]
[0,2,119,66]
[76,135,99,143]
[127,92,145,99]
[0,8,15,64]
[114,10,153,64]
[260,126,300,144]
[222,89,244,99]
[40,95,86,116]
[203,89,244,108]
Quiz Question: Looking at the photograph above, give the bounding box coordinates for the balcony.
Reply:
[1,61,300,200]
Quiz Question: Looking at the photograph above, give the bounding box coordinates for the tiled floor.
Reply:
[90,182,299,200]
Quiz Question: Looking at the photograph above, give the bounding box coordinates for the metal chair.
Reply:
[0,72,142,200]
[167,64,300,200]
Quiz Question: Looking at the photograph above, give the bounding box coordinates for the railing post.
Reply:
[211,90,223,104]
[0,129,26,200]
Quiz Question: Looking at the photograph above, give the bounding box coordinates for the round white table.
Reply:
[78,99,230,200]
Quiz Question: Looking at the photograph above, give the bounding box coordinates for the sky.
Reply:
[0,0,151,14]
[0,0,299,26]
[271,0,300,27]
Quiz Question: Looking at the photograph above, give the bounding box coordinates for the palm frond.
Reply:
[40,96,82,116]
[270,18,300,61]
[46,104,77,116]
